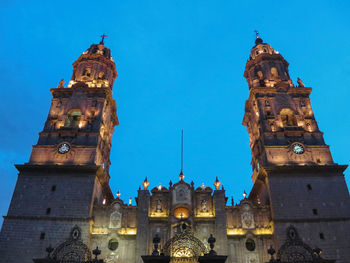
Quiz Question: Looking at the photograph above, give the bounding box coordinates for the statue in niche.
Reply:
[98,71,105,80]
[57,79,64,88]
[200,199,208,213]
[297,77,305,87]
[156,199,163,213]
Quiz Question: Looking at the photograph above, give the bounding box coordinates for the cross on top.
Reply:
[100,33,108,45]
[254,30,260,38]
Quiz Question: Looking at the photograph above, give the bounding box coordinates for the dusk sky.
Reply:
[0,1,349,226]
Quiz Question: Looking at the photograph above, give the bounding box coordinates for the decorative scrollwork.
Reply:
[163,228,207,258]
[52,226,92,263]
[277,225,314,263]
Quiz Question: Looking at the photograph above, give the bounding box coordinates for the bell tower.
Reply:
[242,34,350,263]
[0,38,118,263]
[243,33,333,183]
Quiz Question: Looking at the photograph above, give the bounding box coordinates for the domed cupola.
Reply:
[68,35,118,90]
[244,32,293,89]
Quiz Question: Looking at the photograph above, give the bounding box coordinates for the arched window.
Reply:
[65,110,82,128]
[280,108,297,127]
[82,67,91,77]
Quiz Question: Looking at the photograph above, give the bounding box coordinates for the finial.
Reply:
[243,190,247,199]
[231,196,234,206]
[179,170,185,181]
[152,234,161,256]
[213,176,221,190]
[142,177,150,190]
[100,33,108,45]
[129,197,132,206]
[92,246,101,260]
[207,234,217,256]
[267,245,276,261]
[254,30,263,45]
[158,183,162,190]
[201,182,205,190]
[116,189,121,198]
[169,180,173,187]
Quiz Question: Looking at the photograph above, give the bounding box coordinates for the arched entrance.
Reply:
[163,227,207,263]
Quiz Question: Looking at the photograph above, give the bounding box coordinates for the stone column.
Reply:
[213,189,228,255]
[136,189,150,263]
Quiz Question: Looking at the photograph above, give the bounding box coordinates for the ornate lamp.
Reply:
[213,177,221,190]
[142,177,150,190]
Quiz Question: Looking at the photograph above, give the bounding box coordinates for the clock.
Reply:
[292,143,304,154]
[58,143,70,154]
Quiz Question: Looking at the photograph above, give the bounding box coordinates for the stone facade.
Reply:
[0,35,349,263]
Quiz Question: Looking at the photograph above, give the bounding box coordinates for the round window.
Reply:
[108,239,119,251]
[245,238,255,251]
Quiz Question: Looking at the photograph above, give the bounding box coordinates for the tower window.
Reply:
[46,208,51,215]
[265,100,270,106]
[82,67,91,77]
[51,185,56,192]
[65,110,82,128]
[319,233,325,240]
[40,232,45,240]
[271,67,279,77]
[307,184,312,190]
[280,108,297,127]
[312,209,318,215]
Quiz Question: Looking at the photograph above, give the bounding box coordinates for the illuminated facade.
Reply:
[0,36,349,263]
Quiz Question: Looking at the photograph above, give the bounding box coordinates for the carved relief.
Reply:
[109,203,122,229]
[241,204,255,230]
[173,184,191,205]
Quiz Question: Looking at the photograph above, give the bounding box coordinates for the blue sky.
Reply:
[0,0,349,226]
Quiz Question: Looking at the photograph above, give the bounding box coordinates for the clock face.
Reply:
[58,143,70,154]
[292,143,304,154]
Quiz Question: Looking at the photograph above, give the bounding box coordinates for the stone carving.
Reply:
[51,226,91,263]
[241,204,255,229]
[173,184,191,205]
[297,77,305,87]
[57,79,64,88]
[277,225,314,263]
[200,199,208,213]
[241,212,255,229]
[110,211,122,229]
[109,203,122,229]
[163,225,207,258]
[156,199,163,213]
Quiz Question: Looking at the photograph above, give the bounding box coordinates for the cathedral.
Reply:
[0,34,349,263]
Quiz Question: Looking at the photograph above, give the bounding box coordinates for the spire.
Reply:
[179,129,185,181]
